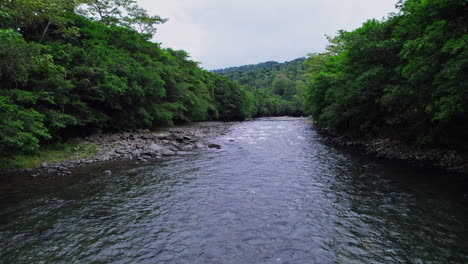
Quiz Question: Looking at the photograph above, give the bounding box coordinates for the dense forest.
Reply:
[213,58,307,118]
[0,0,265,158]
[1,0,466,161]
[303,0,467,149]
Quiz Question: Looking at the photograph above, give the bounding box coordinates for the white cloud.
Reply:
[139,0,398,69]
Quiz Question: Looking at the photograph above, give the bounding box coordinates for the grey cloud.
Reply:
[140,0,397,69]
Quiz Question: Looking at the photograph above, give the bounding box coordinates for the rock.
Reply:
[181,144,194,151]
[195,143,205,149]
[208,143,222,149]
[156,133,171,140]
[140,155,152,160]
[171,133,185,142]
[141,150,156,157]
[130,150,141,158]
[141,134,157,140]
[149,143,164,152]
[40,162,48,168]
[103,170,112,176]
[135,143,145,149]
[183,135,196,142]
[162,150,176,156]
[115,149,126,154]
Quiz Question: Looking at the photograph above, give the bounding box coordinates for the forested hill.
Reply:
[211,58,308,117]
[212,58,306,90]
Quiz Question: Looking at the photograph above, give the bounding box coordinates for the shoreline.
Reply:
[313,125,468,175]
[1,121,236,178]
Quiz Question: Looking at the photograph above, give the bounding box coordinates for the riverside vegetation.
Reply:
[0,0,467,173]
[0,0,295,169]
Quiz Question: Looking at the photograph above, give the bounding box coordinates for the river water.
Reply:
[1,117,467,263]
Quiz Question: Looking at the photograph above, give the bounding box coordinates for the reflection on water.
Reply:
[1,117,467,263]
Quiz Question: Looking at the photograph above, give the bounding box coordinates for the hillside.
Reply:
[213,58,306,90]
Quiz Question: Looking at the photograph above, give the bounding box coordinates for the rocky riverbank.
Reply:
[320,130,468,175]
[3,121,235,178]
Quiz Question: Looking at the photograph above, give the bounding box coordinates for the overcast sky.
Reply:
[139,0,398,70]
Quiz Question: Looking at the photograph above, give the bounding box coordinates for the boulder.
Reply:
[149,143,164,152]
[183,135,196,142]
[208,143,222,149]
[195,143,205,149]
[162,150,176,156]
[156,133,171,140]
[135,143,145,149]
[130,150,141,158]
[141,134,157,140]
[114,149,126,154]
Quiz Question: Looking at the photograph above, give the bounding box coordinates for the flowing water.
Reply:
[1,117,467,264]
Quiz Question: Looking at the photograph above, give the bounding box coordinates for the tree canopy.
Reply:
[304,0,467,149]
[0,0,255,157]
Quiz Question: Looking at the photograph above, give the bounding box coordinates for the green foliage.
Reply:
[213,58,307,117]
[0,2,254,158]
[305,0,467,148]
[78,0,167,37]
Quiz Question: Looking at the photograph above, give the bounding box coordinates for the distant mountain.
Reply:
[212,58,306,90]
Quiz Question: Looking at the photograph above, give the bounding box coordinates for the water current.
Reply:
[1,117,467,263]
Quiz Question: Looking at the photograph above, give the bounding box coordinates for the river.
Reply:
[0,117,467,263]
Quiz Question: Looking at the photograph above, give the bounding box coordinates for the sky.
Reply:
[139,0,398,70]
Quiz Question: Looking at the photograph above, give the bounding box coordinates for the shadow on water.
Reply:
[0,117,467,264]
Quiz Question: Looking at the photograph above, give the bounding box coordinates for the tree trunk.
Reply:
[39,19,52,43]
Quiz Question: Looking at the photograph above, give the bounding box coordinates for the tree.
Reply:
[0,0,83,42]
[78,0,167,37]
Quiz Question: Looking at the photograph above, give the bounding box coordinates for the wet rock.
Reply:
[195,143,205,149]
[103,170,112,176]
[140,155,152,160]
[181,144,194,151]
[208,143,222,149]
[141,149,156,157]
[183,135,196,142]
[162,150,176,156]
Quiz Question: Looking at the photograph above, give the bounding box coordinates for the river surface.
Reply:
[1,117,467,264]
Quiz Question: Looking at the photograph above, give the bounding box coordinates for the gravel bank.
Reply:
[4,121,235,178]
[321,132,468,175]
